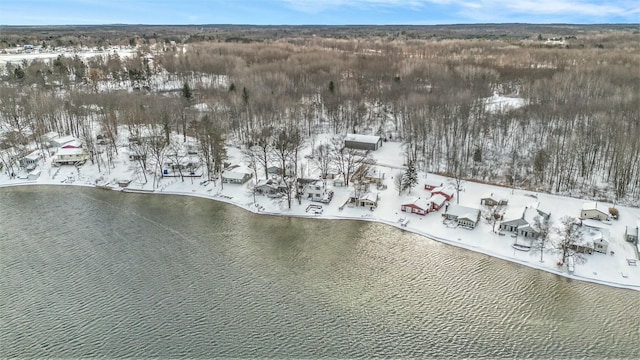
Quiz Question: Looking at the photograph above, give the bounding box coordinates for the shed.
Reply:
[424,180,443,191]
[27,169,41,180]
[625,226,639,244]
[480,193,508,206]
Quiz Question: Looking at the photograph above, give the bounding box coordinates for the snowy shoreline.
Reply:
[2,180,639,292]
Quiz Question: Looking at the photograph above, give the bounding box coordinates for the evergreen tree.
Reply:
[402,160,418,193]
[182,82,192,101]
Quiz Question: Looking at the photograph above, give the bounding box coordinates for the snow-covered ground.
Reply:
[1,136,639,291]
[0,47,136,66]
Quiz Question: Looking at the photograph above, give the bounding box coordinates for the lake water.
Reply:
[1,186,638,358]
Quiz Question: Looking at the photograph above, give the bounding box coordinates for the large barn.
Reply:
[344,134,383,151]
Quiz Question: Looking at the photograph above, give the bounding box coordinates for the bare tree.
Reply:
[330,137,369,187]
[553,216,585,265]
[311,143,333,179]
[531,215,551,262]
[393,170,405,195]
[271,127,303,209]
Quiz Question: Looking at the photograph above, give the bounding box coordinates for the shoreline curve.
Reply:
[1,181,638,292]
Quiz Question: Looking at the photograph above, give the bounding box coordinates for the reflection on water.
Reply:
[1,186,639,358]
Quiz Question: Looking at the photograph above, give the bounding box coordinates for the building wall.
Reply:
[593,241,608,253]
[344,140,376,151]
[458,219,476,228]
[581,209,608,221]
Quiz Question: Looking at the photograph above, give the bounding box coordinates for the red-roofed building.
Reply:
[401,197,431,215]
[432,186,455,201]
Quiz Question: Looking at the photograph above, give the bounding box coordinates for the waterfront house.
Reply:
[297,178,330,202]
[499,202,550,238]
[444,204,481,229]
[401,197,431,215]
[429,194,447,211]
[350,190,379,209]
[580,202,609,221]
[221,169,252,184]
[53,147,88,165]
[19,151,41,169]
[358,191,379,209]
[344,134,383,151]
[255,178,287,196]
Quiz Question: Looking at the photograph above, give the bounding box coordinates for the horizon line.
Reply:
[1,22,639,27]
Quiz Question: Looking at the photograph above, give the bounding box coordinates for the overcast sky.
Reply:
[0,0,638,25]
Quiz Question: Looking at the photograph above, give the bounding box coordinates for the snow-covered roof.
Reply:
[481,192,508,202]
[429,193,447,206]
[42,131,59,141]
[52,135,77,146]
[222,170,251,180]
[582,219,610,230]
[61,140,83,148]
[432,186,454,197]
[403,197,431,210]
[446,204,480,219]
[577,227,607,246]
[582,202,609,214]
[345,134,381,144]
[56,147,86,156]
[523,204,542,224]
[361,191,378,202]
[22,151,41,160]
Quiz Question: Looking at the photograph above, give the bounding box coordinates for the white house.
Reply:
[350,190,379,209]
[580,202,609,221]
[221,169,252,184]
[444,204,481,229]
[53,147,88,165]
[19,151,41,169]
[297,178,330,202]
[499,202,550,238]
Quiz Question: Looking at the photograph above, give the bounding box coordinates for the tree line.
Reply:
[1,26,638,204]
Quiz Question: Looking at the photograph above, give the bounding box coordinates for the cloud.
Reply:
[280,0,429,13]
[280,0,639,22]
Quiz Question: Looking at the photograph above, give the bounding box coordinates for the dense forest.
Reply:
[1,24,638,205]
